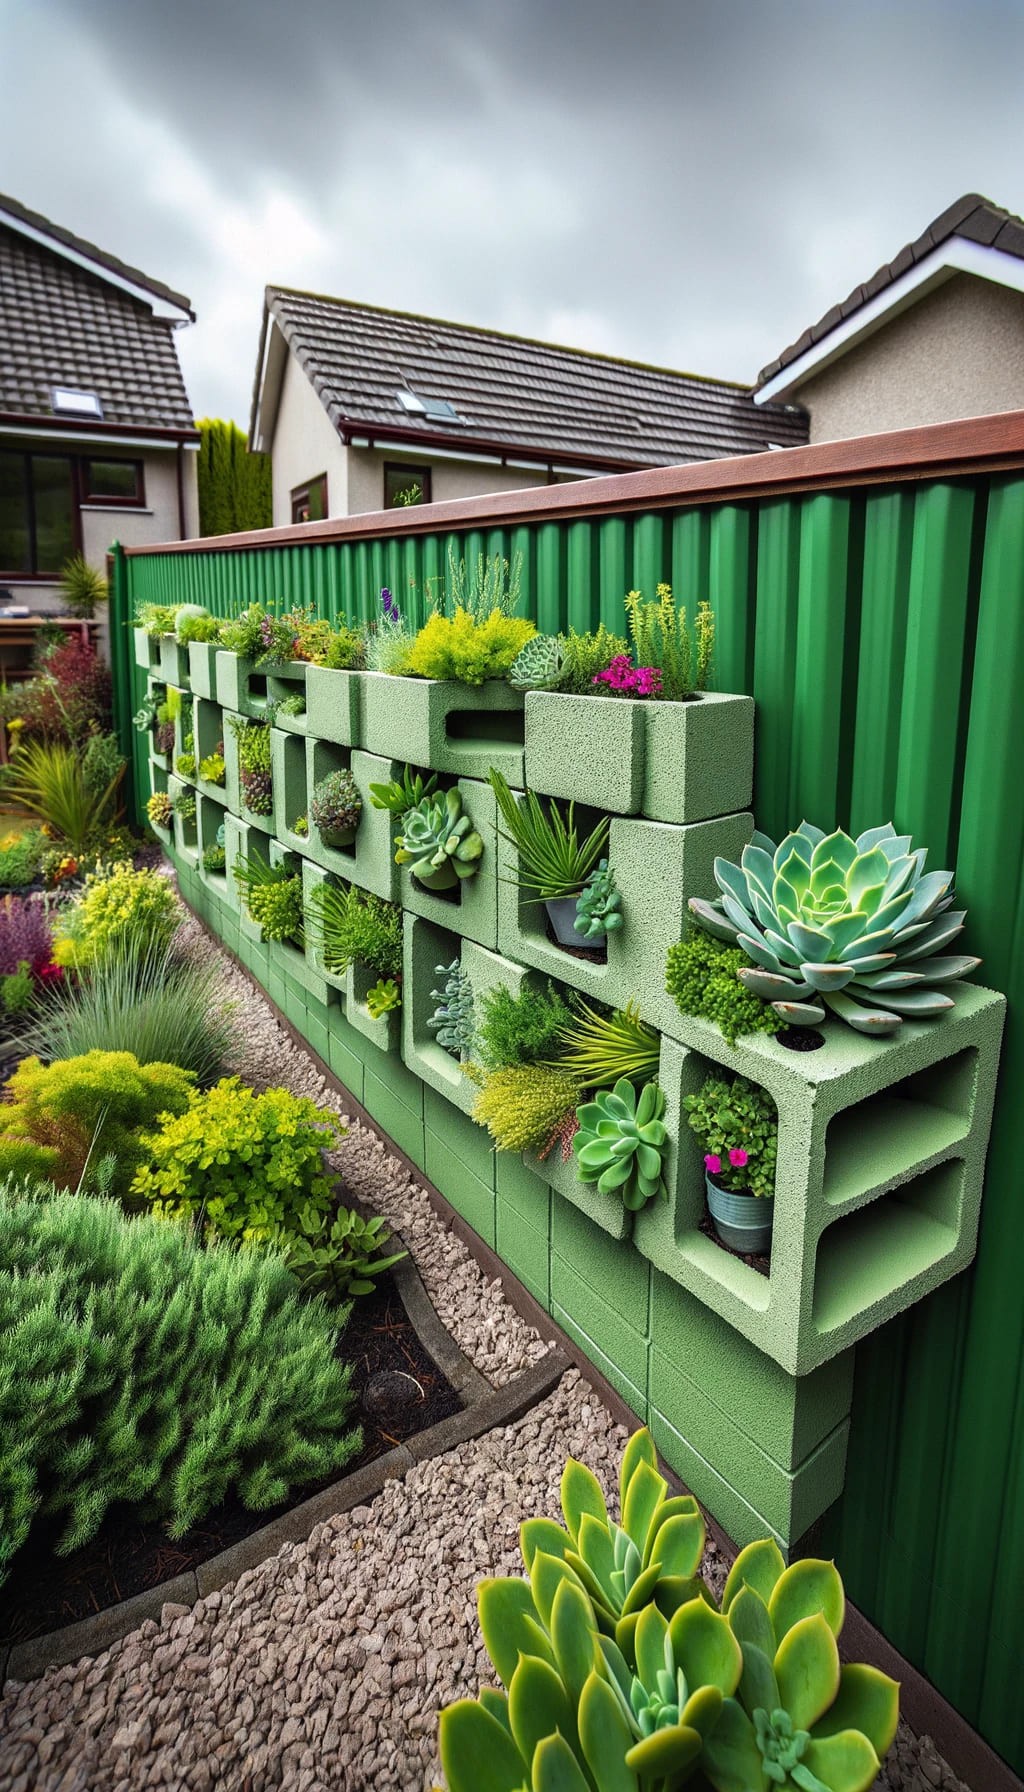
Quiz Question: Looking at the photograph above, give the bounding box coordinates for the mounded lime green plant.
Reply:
[52,862,180,972]
[366,977,402,1018]
[132,1078,342,1241]
[683,1074,778,1202]
[198,751,226,786]
[488,769,609,901]
[574,1078,669,1211]
[0,1050,194,1196]
[666,926,787,1046]
[691,821,980,1036]
[395,787,484,890]
[404,607,535,684]
[0,1179,360,1580]
[561,623,631,695]
[234,853,304,944]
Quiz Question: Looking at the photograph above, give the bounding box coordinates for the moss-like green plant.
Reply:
[489,769,608,901]
[550,998,660,1088]
[683,1074,777,1202]
[228,715,273,815]
[202,842,227,873]
[306,880,403,980]
[574,859,623,938]
[175,608,221,644]
[404,607,536,684]
[0,829,45,891]
[132,1077,342,1241]
[134,601,178,636]
[171,789,196,823]
[0,1049,194,1196]
[666,926,785,1046]
[476,980,571,1071]
[366,977,402,1019]
[471,1062,581,1152]
[175,751,197,779]
[266,1200,405,1302]
[428,959,475,1059]
[310,768,362,838]
[0,1180,359,1579]
[1,960,35,1018]
[395,787,483,889]
[574,1078,668,1211]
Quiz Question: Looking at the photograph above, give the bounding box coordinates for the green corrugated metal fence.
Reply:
[113,469,1024,1772]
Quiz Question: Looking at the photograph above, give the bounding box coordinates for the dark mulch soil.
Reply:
[699,1207,771,1279]
[776,1026,826,1052]
[543,917,606,964]
[0,1270,463,1646]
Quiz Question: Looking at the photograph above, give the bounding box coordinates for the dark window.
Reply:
[291,474,328,524]
[384,464,431,508]
[83,458,144,504]
[0,452,76,576]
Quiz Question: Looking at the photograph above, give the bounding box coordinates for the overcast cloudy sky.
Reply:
[2,0,1022,425]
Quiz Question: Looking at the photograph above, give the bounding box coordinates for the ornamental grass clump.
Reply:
[132,1078,342,1242]
[52,862,180,972]
[306,880,403,980]
[0,1180,360,1580]
[0,1049,194,1197]
[691,820,980,1036]
[551,998,660,1088]
[5,737,124,854]
[488,769,608,901]
[471,1063,581,1152]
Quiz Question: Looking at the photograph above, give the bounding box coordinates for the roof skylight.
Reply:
[395,388,462,423]
[51,386,104,419]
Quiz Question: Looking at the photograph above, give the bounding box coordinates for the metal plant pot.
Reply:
[544,895,592,949]
[319,825,357,851]
[705,1173,774,1254]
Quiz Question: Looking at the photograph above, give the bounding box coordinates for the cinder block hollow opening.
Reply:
[445,706,525,751]
[197,793,228,890]
[408,916,471,1102]
[812,1156,965,1338]
[823,1047,978,1209]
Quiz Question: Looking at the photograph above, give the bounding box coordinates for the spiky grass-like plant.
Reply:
[549,998,661,1088]
[58,553,108,618]
[623,585,714,701]
[19,938,236,1086]
[488,769,609,901]
[306,880,402,980]
[5,740,123,853]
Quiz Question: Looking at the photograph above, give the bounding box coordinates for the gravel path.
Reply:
[0,910,978,1791]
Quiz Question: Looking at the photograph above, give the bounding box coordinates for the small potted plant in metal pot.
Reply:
[683,1073,777,1254]
[487,769,621,951]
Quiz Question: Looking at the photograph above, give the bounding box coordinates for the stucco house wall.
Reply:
[344,446,551,516]
[270,351,349,527]
[794,273,1024,442]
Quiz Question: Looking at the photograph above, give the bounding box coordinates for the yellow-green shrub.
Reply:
[405,607,535,685]
[53,862,179,971]
[132,1077,344,1241]
[0,1050,195,1195]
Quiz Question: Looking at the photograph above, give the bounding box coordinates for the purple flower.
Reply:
[379,587,402,625]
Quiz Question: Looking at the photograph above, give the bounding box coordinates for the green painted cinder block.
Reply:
[365,1070,426,1166]
[527,1135,631,1241]
[267,666,308,731]
[636,984,1007,1375]
[271,727,311,853]
[361,671,526,782]
[187,642,220,699]
[649,1411,786,1554]
[497,1202,550,1308]
[304,665,362,747]
[345,958,401,1054]
[551,1257,650,1395]
[304,1012,330,1064]
[497,1154,551,1236]
[423,1086,496,1184]
[134,627,160,671]
[302,745,402,901]
[215,650,274,718]
[159,636,191,688]
[496,803,753,1030]
[424,1132,496,1245]
[360,1032,425,1116]
[193,697,228,805]
[553,1301,648,1418]
[401,915,478,1117]
[551,1197,651,1335]
[523,691,754,824]
[326,1009,365,1102]
[168,774,198,868]
[400,776,499,950]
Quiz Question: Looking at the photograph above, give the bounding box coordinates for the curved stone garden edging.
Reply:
[1,1241,569,1686]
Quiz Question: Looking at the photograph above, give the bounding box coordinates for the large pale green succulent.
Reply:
[395,788,484,890]
[689,821,980,1036]
[508,633,566,690]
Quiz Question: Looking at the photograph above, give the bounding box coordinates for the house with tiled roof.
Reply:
[249,288,808,526]
[755,193,1024,441]
[0,191,199,610]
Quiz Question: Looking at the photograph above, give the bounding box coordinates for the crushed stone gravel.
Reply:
[0,908,980,1792]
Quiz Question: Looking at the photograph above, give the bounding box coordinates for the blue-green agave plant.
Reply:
[689,821,980,1036]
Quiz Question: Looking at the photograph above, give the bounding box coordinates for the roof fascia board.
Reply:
[0,205,193,324]
[0,421,199,449]
[755,240,1024,404]
[250,314,288,452]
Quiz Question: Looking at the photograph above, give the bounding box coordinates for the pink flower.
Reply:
[704,1153,721,1175]
[729,1147,749,1169]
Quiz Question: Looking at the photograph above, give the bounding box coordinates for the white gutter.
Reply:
[0,206,194,324]
[755,239,1024,405]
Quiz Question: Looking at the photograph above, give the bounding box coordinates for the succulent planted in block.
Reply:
[395,788,483,890]
[508,633,567,690]
[690,821,980,1036]
[574,1078,669,1211]
[427,959,474,1059]
[366,977,401,1019]
[146,790,173,831]
[574,859,623,939]
[310,768,362,839]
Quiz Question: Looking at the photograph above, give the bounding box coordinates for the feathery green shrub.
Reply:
[476,981,571,1070]
[52,862,180,972]
[306,880,403,980]
[0,1050,195,1195]
[666,926,785,1045]
[0,1179,359,1580]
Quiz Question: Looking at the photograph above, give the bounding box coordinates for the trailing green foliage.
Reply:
[560,623,631,695]
[310,768,362,838]
[57,553,108,618]
[683,1074,778,1202]
[0,1049,194,1195]
[234,852,304,945]
[53,862,180,972]
[471,1062,581,1152]
[0,1179,358,1579]
[574,859,623,938]
[623,584,714,701]
[475,980,571,1071]
[228,716,273,815]
[440,1427,897,1792]
[489,769,609,901]
[5,738,123,853]
[196,418,272,536]
[265,1200,406,1302]
[132,1077,342,1241]
[666,926,785,1045]
[551,998,660,1088]
[574,1078,669,1211]
[395,787,484,889]
[368,763,439,815]
[307,880,403,980]
[147,790,173,831]
[365,977,402,1018]
[691,821,980,1036]
[20,939,236,1087]
[428,959,475,1059]
[404,608,535,685]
